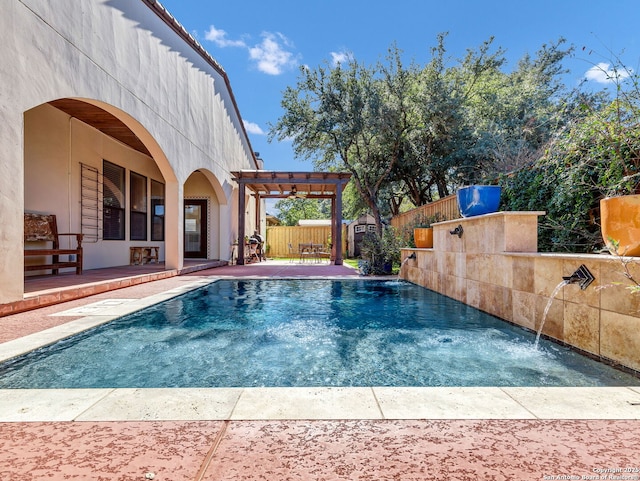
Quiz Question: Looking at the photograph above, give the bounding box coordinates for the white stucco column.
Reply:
[218,204,232,261]
[164,180,183,271]
[237,183,247,265]
[0,116,25,303]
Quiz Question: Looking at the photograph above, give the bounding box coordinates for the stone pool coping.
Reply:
[2,386,640,422]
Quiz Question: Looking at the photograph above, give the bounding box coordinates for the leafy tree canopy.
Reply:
[274,198,331,226]
[270,34,573,227]
[270,35,640,254]
[499,52,640,252]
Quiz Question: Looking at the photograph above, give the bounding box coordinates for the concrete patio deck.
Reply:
[1,260,639,480]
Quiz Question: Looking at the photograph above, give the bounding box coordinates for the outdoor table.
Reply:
[298,243,314,262]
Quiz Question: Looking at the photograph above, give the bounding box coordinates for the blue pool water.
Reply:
[0,279,638,388]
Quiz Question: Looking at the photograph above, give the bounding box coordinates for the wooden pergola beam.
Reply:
[231,170,351,265]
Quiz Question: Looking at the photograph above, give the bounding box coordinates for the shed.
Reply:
[347,214,377,257]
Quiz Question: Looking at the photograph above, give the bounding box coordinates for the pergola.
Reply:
[231,171,352,265]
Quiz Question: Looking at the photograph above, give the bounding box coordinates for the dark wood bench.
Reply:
[24,213,83,275]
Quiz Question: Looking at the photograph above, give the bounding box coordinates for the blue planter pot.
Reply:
[457,185,502,217]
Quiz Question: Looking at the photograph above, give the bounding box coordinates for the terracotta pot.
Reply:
[414,227,433,248]
[600,195,640,256]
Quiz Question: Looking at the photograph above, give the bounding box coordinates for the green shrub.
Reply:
[359,228,402,275]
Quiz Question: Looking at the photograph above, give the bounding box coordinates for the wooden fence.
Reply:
[265,225,348,258]
[390,194,460,233]
[266,196,458,257]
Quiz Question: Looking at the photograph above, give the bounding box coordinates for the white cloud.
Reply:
[204,25,246,48]
[204,25,297,76]
[330,51,351,66]
[585,62,632,84]
[243,120,265,135]
[248,32,297,75]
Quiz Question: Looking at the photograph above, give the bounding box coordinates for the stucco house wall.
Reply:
[0,0,260,303]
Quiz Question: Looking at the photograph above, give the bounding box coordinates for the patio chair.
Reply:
[24,213,83,275]
[313,244,331,264]
[298,243,315,263]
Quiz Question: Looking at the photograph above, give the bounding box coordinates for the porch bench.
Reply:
[24,213,83,275]
[129,246,159,265]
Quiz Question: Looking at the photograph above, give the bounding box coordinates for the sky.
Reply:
[158,0,640,176]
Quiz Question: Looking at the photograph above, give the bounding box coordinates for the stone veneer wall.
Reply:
[399,211,640,373]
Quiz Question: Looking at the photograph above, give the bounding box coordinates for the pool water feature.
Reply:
[535,280,569,349]
[0,279,638,388]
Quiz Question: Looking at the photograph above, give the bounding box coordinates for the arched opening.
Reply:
[23,98,178,277]
[183,169,228,260]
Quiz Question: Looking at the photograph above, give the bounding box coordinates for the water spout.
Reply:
[398,253,417,280]
[561,264,595,291]
[399,253,416,270]
[534,266,595,349]
[534,280,569,349]
[449,225,463,238]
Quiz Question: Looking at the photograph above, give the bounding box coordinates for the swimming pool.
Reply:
[0,279,638,388]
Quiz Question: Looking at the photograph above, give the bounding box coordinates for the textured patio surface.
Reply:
[1,260,639,480]
[1,419,639,480]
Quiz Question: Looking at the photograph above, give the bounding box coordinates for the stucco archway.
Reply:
[24,98,182,273]
[1,0,258,307]
[184,169,231,261]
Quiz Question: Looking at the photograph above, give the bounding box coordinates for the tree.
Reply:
[499,50,640,253]
[274,198,330,226]
[465,39,574,180]
[271,35,576,229]
[269,48,410,234]
[393,34,506,204]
